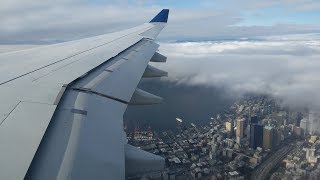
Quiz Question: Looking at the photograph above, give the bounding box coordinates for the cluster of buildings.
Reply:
[230,116,282,152]
[126,96,320,179]
[271,136,320,179]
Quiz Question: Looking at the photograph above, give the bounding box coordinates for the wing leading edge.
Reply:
[0,9,170,180]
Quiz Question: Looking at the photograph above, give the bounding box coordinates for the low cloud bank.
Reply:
[157,33,320,110]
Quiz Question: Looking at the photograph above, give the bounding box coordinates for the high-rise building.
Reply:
[300,118,309,135]
[225,121,234,138]
[308,111,320,134]
[263,126,274,150]
[273,129,281,147]
[243,118,249,137]
[250,116,259,124]
[236,118,245,144]
[236,118,245,138]
[250,124,263,149]
[305,148,318,165]
[246,124,251,140]
[293,126,302,137]
[295,112,303,126]
[236,136,241,145]
[225,122,232,132]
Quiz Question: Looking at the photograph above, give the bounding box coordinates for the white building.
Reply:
[300,118,309,135]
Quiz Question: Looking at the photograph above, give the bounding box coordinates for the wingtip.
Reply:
[150,9,169,23]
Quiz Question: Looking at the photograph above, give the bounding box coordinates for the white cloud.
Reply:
[156,33,320,110]
[0,0,319,43]
[0,1,163,43]
[0,45,38,53]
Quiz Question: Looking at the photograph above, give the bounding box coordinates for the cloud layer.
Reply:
[1,0,320,128]
[0,0,320,43]
[156,33,320,110]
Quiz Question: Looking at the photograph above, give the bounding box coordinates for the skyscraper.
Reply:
[300,118,309,135]
[273,129,281,147]
[243,118,248,137]
[225,121,234,138]
[225,122,232,132]
[250,116,259,124]
[236,118,245,138]
[250,124,263,149]
[236,118,245,144]
[263,126,274,150]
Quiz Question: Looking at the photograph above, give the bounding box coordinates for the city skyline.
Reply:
[128,95,320,179]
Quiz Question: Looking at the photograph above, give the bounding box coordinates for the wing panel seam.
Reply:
[71,87,128,104]
[0,101,21,127]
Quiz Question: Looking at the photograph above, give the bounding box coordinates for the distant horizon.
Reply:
[1,0,320,44]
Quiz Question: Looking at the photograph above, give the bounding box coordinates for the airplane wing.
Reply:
[0,9,169,180]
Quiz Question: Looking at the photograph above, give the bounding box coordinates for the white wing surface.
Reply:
[0,9,170,180]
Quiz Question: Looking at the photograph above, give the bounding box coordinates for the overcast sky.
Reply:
[1,0,320,43]
[1,0,320,125]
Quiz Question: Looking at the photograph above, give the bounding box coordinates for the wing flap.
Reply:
[83,40,159,102]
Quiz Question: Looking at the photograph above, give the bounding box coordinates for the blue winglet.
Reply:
[150,9,169,23]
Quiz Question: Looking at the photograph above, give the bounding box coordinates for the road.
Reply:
[250,143,296,180]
